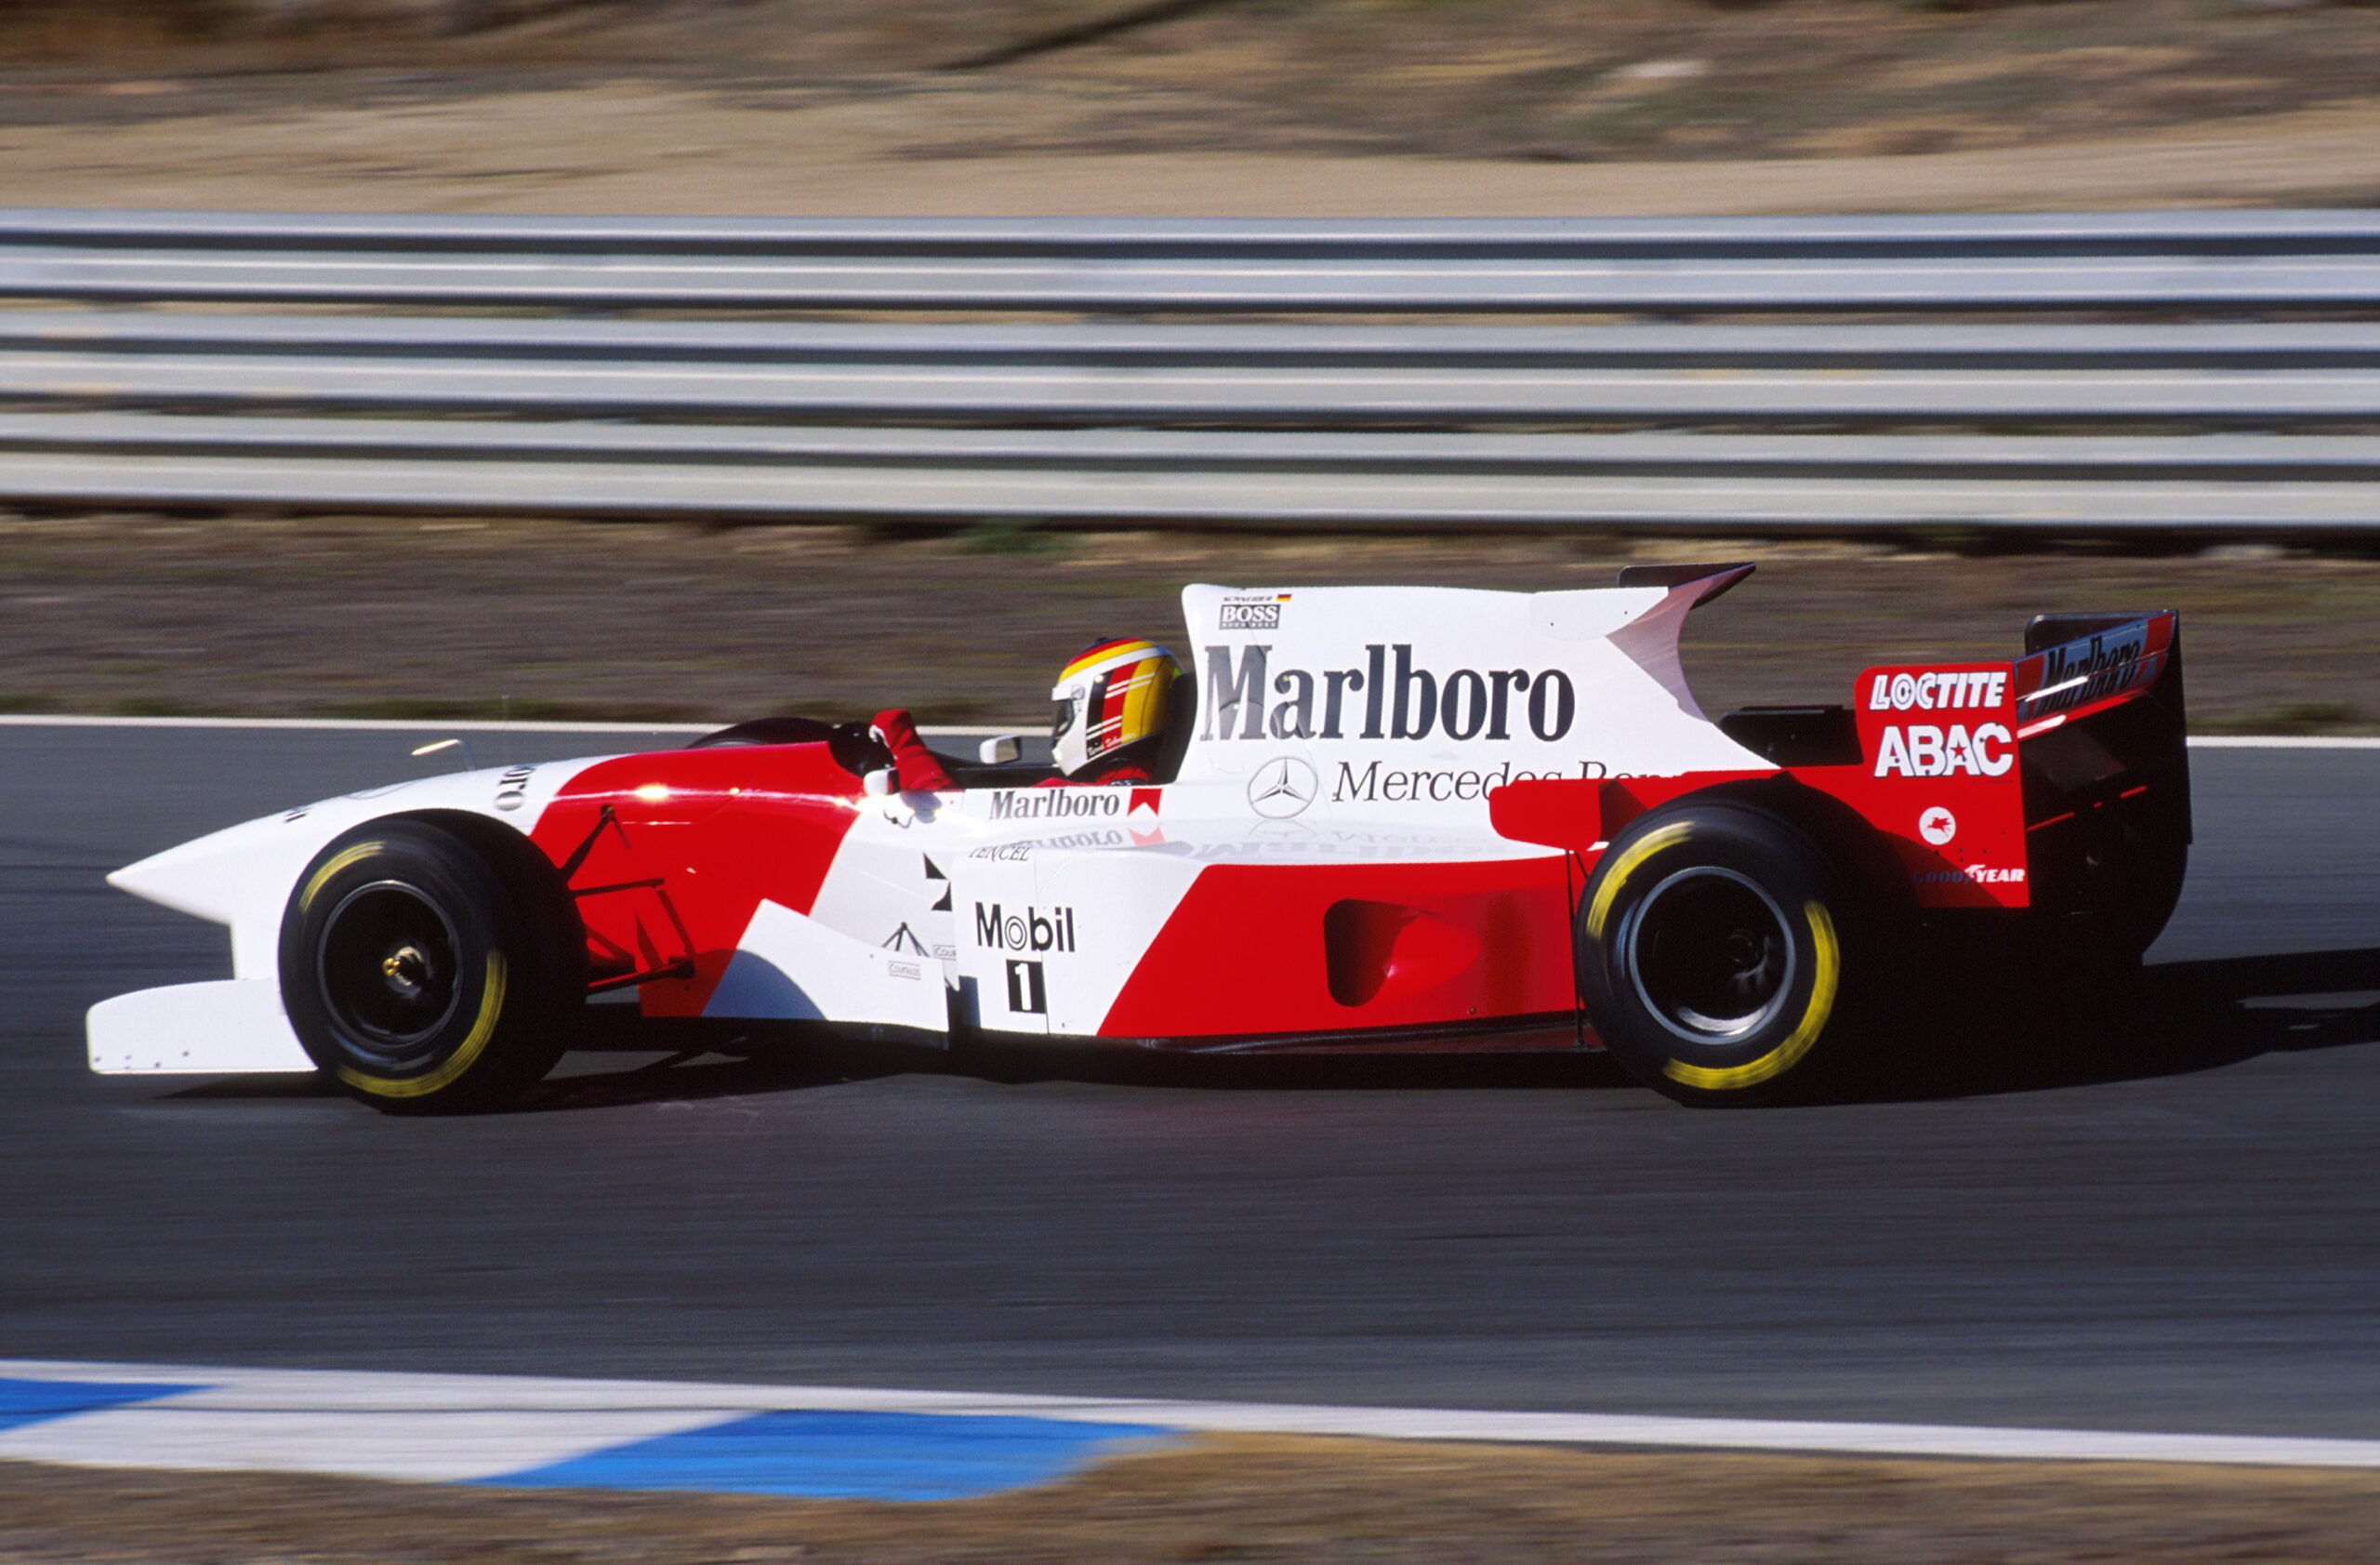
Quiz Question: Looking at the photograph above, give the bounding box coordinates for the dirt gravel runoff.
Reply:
[6,0,2380,215]
[0,514,2372,732]
[8,1438,2380,1564]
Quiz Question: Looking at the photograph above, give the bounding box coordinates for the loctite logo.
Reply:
[1201,643,1576,744]
[1867,670,2009,712]
[1873,723,2015,778]
[973,902,1078,953]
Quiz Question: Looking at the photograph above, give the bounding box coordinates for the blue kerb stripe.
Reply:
[487,1410,1179,1502]
[0,1377,205,1431]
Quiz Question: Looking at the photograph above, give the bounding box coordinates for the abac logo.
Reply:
[1873,723,2014,778]
[973,902,1078,953]
[1200,643,1575,744]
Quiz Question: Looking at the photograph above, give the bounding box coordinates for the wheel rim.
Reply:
[1619,866,1797,1047]
[316,880,464,1065]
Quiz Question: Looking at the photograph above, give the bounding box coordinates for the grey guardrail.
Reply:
[3,411,2376,532]
[4,208,2379,312]
[8,312,2380,367]
[11,414,2379,482]
[9,208,2380,255]
[0,209,2374,535]
[7,251,2377,312]
[4,445,2372,532]
[11,351,2379,424]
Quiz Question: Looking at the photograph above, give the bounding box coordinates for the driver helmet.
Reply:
[1051,638,1179,776]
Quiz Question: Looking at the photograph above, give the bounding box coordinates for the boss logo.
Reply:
[1220,602,1282,630]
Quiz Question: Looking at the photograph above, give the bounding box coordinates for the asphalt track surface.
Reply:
[5,724,2377,1439]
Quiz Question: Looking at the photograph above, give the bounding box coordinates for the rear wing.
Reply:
[1494,605,2189,924]
[2011,611,2191,930]
[2015,612,2184,745]
[2014,612,2189,836]
[1832,610,2188,911]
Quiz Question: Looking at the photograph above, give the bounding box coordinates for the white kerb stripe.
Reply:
[2,1360,2378,1472]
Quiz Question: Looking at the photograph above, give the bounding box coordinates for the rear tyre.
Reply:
[279,817,583,1114]
[1578,800,1884,1106]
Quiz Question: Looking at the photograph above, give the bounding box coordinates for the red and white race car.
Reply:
[89,565,2189,1109]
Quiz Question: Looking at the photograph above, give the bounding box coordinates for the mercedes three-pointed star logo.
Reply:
[1247,756,1318,819]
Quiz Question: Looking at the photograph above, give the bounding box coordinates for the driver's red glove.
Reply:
[869,709,956,793]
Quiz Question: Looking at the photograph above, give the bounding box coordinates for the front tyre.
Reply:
[1578,801,1881,1106]
[280,817,583,1114]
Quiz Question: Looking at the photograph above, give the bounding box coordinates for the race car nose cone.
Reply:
[106,852,176,902]
[103,809,296,924]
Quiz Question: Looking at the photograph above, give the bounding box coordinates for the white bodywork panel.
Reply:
[86,979,311,1075]
[1172,581,1767,820]
[707,900,949,1033]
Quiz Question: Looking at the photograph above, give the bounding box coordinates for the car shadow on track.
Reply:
[904,944,2380,1105]
[162,1046,903,1113]
[1847,944,2380,1105]
[160,946,2379,1112]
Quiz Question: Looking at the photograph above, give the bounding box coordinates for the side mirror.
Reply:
[862,767,897,796]
[978,734,1024,765]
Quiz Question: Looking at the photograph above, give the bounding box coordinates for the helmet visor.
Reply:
[1051,696,1077,741]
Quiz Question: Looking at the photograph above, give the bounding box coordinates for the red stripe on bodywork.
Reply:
[530,743,865,1017]
[1099,857,1575,1039]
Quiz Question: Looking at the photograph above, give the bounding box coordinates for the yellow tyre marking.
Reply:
[296,842,385,915]
[337,951,509,1100]
[1583,823,1692,942]
[1664,901,1840,1092]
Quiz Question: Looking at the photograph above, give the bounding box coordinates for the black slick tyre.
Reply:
[1578,800,1881,1106]
[279,816,584,1114]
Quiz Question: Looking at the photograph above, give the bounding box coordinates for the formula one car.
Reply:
[88,566,2189,1109]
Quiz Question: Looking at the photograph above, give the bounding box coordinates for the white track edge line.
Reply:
[3,1360,2376,1471]
[0,715,2372,748]
[2185,735,2380,749]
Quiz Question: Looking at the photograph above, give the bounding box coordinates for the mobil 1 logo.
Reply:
[1005,960,1046,1015]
